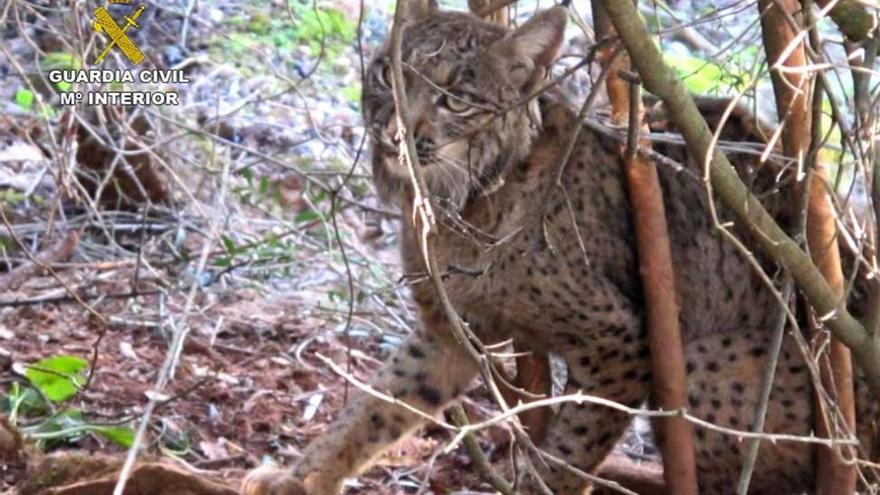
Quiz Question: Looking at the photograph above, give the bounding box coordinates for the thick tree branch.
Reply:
[512,345,553,443]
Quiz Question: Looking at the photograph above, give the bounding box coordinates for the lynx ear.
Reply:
[492,6,567,90]
[400,0,438,21]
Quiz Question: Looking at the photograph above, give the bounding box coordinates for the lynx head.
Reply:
[364,3,567,210]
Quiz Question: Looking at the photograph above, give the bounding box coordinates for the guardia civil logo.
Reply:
[92,2,147,65]
[50,1,190,106]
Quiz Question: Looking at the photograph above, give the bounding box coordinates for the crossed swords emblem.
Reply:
[92,3,146,65]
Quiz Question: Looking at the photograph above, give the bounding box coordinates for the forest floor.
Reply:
[1,269,494,493]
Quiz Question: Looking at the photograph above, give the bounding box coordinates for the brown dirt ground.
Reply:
[1,276,505,494]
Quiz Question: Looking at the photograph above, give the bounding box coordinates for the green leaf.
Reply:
[30,409,87,447]
[259,176,270,196]
[341,86,361,104]
[38,106,57,119]
[14,88,35,110]
[222,235,237,255]
[314,189,328,202]
[265,233,280,248]
[24,409,134,448]
[93,425,135,447]
[42,409,84,427]
[25,355,88,403]
[665,54,749,95]
[3,385,48,417]
[40,52,80,71]
[295,210,320,224]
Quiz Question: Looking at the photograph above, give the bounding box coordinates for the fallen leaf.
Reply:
[119,341,139,361]
[199,438,230,460]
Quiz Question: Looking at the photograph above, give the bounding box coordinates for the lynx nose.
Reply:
[415,137,435,163]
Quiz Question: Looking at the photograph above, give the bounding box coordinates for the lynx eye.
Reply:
[441,94,473,114]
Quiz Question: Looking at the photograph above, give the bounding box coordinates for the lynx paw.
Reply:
[240,466,306,495]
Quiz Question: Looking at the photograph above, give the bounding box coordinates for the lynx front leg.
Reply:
[242,326,478,495]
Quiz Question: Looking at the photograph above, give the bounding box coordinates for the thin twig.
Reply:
[736,278,793,493]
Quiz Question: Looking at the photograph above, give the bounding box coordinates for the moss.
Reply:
[248,11,272,35]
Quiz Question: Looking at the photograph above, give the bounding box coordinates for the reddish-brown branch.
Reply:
[758,0,856,492]
[807,166,858,493]
[513,344,553,443]
[592,3,698,494]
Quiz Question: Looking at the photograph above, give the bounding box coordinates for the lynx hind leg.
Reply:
[242,327,478,495]
[677,330,813,495]
[528,328,652,494]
